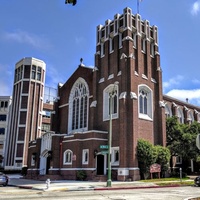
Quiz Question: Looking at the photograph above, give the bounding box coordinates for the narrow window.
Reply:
[0,102,4,108]
[119,18,123,27]
[64,150,72,164]
[111,147,119,166]
[109,38,114,53]
[103,84,119,121]
[32,65,36,79]
[31,154,36,166]
[150,43,155,57]
[82,149,89,165]
[5,101,8,108]
[139,90,148,114]
[132,32,137,48]
[165,104,172,118]
[37,67,42,81]
[0,115,6,121]
[138,85,153,120]
[119,33,122,48]
[141,38,146,53]
[0,128,5,135]
[101,43,105,57]
[109,89,118,115]
[177,108,184,124]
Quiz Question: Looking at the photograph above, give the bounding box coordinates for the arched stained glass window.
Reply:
[68,78,89,133]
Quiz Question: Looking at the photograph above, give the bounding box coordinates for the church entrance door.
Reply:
[96,154,105,175]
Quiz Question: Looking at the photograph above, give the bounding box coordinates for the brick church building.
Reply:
[26,7,200,181]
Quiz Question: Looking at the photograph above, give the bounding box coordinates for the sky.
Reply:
[0,0,200,106]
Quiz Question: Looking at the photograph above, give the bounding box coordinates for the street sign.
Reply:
[101,151,108,154]
[100,145,108,149]
[196,134,200,150]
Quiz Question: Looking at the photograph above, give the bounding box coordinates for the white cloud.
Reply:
[191,1,200,16]
[163,75,184,91]
[166,89,200,106]
[2,30,51,50]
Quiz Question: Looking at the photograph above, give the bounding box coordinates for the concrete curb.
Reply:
[94,184,181,191]
[8,184,33,189]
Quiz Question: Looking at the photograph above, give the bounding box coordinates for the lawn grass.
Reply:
[139,177,194,186]
[140,177,190,182]
[156,181,194,186]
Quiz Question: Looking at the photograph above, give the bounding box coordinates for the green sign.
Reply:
[100,145,109,149]
[101,151,108,154]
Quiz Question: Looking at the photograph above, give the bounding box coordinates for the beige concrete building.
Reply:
[0,96,12,168]
[4,57,46,170]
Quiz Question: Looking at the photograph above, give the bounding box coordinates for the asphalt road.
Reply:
[1,186,200,200]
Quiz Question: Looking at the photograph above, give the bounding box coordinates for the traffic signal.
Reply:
[65,0,77,6]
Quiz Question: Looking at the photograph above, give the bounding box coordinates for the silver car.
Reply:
[0,172,8,186]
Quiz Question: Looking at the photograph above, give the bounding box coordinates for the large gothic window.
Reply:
[138,85,153,120]
[68,78,89,133]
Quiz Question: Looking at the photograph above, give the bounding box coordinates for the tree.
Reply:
[166,116,183,156]
[166,117,200,172]
[154,145,171,177]
[137,139,157,179]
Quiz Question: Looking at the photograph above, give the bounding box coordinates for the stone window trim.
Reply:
[138,84,153,121]
[63,149,73,165]
[111,147,119,166]
[103,84,119,121]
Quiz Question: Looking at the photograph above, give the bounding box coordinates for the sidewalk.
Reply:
[8,177,158,191]
[7,174,197,192]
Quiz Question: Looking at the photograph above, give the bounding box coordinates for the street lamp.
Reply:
[107,81,119,187]
[65,0,77,6]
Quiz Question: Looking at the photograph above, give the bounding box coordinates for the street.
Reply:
[0,186,200,200]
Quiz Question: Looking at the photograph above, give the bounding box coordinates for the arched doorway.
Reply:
[40,149,52,175]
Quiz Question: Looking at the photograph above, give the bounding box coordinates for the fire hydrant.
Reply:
[46,178,51,189]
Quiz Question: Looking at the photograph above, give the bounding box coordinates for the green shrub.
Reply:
[21,167,28,176]
[170,170,187,178]
[76,170,87,181]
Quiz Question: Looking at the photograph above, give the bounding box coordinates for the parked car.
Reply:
[194,176,200,186]
[0,172,8,186]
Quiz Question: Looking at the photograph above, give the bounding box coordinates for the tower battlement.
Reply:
[96,7,158,48]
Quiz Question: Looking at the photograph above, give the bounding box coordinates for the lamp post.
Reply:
[107,81,119,187]
[65,0,77,6]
